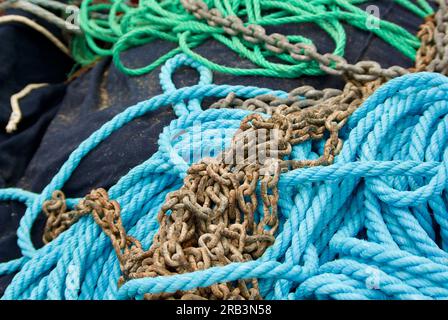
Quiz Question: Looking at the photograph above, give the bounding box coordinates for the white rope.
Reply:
[5,83,48,134]
[0,2,81,134]
[0,14,70,55]
[1,0,82,35]
[0,15,69,132]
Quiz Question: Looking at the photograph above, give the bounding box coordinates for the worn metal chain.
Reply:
[42,2,446,300]
[180,0,409,82]
[422,0,448,73]
[42,77,381,300]
[43,189,144,282]
[43,190,90,244]
[412,1,448,74]
[413,14,437,72]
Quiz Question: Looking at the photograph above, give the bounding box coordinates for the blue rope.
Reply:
[1,54,448,300]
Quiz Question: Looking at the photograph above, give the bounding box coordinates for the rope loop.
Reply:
[160,53,213,117]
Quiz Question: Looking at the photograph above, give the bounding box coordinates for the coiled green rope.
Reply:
[73,0,433,77]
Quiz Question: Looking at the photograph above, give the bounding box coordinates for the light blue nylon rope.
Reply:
[1,53,448,300]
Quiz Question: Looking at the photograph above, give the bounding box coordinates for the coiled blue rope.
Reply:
[1,54,448,300]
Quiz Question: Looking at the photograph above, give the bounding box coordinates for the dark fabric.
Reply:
[0,7,74,292]
[0,0,431,295]
[0,9,73,187]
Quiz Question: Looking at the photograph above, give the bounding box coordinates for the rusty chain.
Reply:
[180,0,410,82]
[41,75,382,300]
[42,2,446,300]
[422,0,448,73]
[413,14,437,72]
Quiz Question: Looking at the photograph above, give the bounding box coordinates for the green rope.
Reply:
[74,0,434,78]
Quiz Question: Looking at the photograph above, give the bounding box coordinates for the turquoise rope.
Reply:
[1,54,448,299]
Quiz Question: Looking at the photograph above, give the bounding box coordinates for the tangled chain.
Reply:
[42,77,381,300]
[42,2,447,300]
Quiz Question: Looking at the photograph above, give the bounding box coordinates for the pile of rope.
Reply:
[1,0,448,300]
[74,0,433,77]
